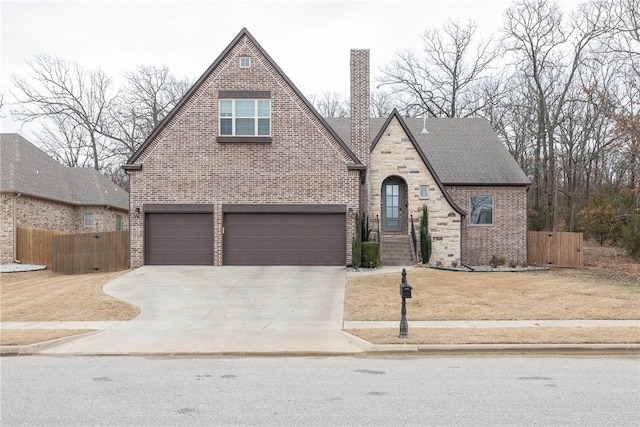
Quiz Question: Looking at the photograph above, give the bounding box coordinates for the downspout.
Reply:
[13,193,21,262]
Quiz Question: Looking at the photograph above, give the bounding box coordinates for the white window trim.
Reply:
[239,57,251,68]
[219,99,271,137]
[469,195,494,226]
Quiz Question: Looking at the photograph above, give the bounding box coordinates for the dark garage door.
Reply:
[224,212,345,265]
[146,213,213,265]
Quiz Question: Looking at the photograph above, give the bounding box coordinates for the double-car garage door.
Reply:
[145,204,346,266]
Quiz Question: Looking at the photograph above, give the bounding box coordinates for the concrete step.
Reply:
[380,234,413,267]
[381,260,414,266]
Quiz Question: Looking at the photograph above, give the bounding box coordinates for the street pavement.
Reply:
[1,356,639,426]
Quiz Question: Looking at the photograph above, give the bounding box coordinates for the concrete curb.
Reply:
[0,331,99,356]
[368,343,640,355]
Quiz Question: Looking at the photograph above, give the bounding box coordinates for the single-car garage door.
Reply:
[223,205,346,266]
[145,207,214,265]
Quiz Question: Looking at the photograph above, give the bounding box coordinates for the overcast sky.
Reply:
[1,0,580,135]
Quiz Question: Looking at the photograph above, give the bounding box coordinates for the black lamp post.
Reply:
[399,268,412,338]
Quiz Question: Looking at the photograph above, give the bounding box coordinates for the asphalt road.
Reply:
[1,356,638,426]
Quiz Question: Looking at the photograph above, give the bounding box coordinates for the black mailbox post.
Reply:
[399,268,412,338]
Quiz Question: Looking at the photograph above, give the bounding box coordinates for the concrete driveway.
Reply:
[41,266,368,355]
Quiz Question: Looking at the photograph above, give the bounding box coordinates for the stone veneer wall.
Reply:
[369,117,462,264]
[446,185,528,265]
[127,34,360,267]
[0,193,129,263]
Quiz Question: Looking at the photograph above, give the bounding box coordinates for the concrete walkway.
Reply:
[2,319,639,355]
[3,319,638,330]
[344,320,640,329]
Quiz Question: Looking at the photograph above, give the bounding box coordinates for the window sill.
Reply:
[217,136,272,143]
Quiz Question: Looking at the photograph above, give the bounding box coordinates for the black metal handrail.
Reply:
[376,214,381,242]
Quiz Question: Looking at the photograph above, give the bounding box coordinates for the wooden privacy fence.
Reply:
[53,231,130,274]
[528,231,583,268]
[16,227,67,267]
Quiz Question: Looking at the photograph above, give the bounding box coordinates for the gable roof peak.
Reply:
[126,27,362,167]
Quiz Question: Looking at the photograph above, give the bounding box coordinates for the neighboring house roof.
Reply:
[325,116,530,186]
[125,27,363,169]
[0,133,129,210]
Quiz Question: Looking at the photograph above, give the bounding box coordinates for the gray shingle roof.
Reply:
[1,133,129,210]
[325,117,530,185]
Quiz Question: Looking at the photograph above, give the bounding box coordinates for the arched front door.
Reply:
[382,177,405,232]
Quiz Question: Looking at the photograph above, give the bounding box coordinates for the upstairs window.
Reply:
[239,57,251,68]
[470,195,493,226]
[219,99,271,136]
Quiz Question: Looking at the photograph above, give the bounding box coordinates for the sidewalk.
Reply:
[2,319,639,356]
[344,320,640,329]
[3,319,639,330]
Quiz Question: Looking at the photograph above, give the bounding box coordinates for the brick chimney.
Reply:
[350,49,370,214]
[350,49,370,167]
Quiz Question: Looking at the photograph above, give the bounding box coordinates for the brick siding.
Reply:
[446,186,528,265]
[128,34,360,267]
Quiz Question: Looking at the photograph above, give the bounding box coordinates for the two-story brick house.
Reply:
[124,28,529,267]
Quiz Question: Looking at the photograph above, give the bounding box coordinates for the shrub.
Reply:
[579,188,622,245]
[621,214,640,260]
[490,255,506,268]
[419,205,432,263]
[360,212,371,242]
[351,214,362,268]
[362,242,380,268]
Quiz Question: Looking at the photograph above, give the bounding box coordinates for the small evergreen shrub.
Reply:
[351,214,362,268]
[490,255,506,268]
[420,205,432,264]
[362,242,380,268]
[622,214,640,260]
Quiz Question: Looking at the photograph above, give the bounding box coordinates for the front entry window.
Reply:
[383,182,402,232]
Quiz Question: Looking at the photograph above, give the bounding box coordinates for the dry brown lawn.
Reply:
[345,267,640,321]
[345,243,639,344]
[1,269,139,321]
[347,328,640,345]
[0,329,95,346]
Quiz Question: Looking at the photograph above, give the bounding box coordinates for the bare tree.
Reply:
[308,91,348,117]
[35,115,92,168]
[11,54,115,171]
[504,0,611,230]
[105,65,191,163]
[379,19,499,118]
[370,89,396,117]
